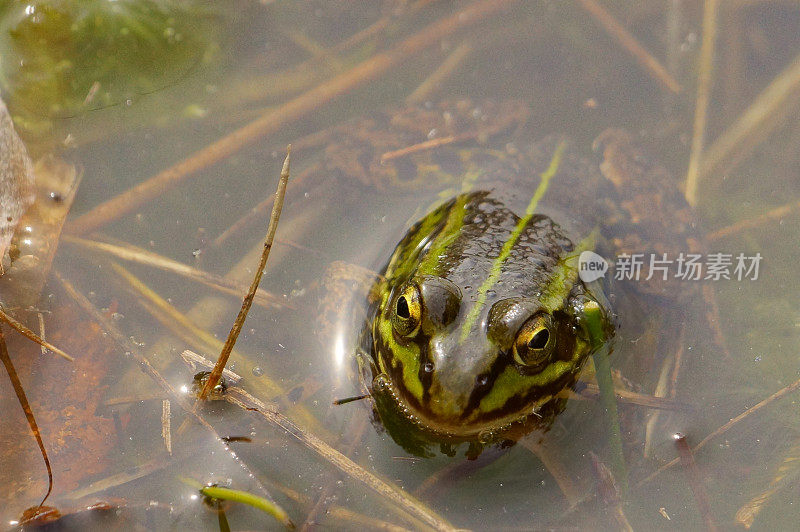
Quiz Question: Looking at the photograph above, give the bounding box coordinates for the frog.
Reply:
[315,100,699,460]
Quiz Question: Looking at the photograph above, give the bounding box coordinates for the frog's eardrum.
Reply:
[0,97,35,274]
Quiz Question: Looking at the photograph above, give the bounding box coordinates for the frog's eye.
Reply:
[391,284,422,338]
[512,314,554,370]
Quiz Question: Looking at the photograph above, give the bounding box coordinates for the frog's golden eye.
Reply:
[391,284,422,338]
[512,314,554,370]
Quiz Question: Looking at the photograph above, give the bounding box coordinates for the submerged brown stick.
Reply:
[200,147,290,400]
[65,0,517,236]
[226,386,456,531]
[0,326,53,508]
[0,307,74,361]
[674,433,718,531]
[577,0,682,94]
[639,376,800,485]
[684,0,719,206]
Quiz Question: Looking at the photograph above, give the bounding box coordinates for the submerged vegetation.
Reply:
[0,0,221,141]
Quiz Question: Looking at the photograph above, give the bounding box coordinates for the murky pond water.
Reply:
[1,1,800,530]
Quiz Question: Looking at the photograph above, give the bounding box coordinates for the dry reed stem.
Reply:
[200,147,290,400]
[62,235,288,309]
[577,0,682,94]
[698,51,800,187]
[0,306,74,361]
[226,386,456,531]
[684,0,719,206]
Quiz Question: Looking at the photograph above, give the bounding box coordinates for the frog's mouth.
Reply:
[368,366,565,455]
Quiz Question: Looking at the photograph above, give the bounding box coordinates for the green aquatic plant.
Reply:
[0,0,221,138]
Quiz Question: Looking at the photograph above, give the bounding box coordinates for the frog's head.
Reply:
[363,191,614,457]
[369,264,613,455]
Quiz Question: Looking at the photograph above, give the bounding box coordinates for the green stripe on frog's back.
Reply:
[458,141,567,342]
[382,196,460,283]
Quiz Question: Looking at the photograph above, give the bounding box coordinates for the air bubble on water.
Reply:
[478,429,494,444]
[252,366,264,376]
[373,374,390,391]
[423,362,434,373]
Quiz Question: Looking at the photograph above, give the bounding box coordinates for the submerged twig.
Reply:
[0,326,53,508]
[0,306,74,361]
[640,376,800,485]
[161,400,172,455]
[300,416,369,530]
[66,0,517,235]
[684,0,719,206]
[263,477,412,532]
[200,147,291,400]
[577,0,682,94]
[674,433,718,531]
[565,380,692,411]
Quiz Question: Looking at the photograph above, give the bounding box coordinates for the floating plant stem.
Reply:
[586,301,628,497]
[0,326,53,508]
[200,485,295,530]
[200,146,290,401]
